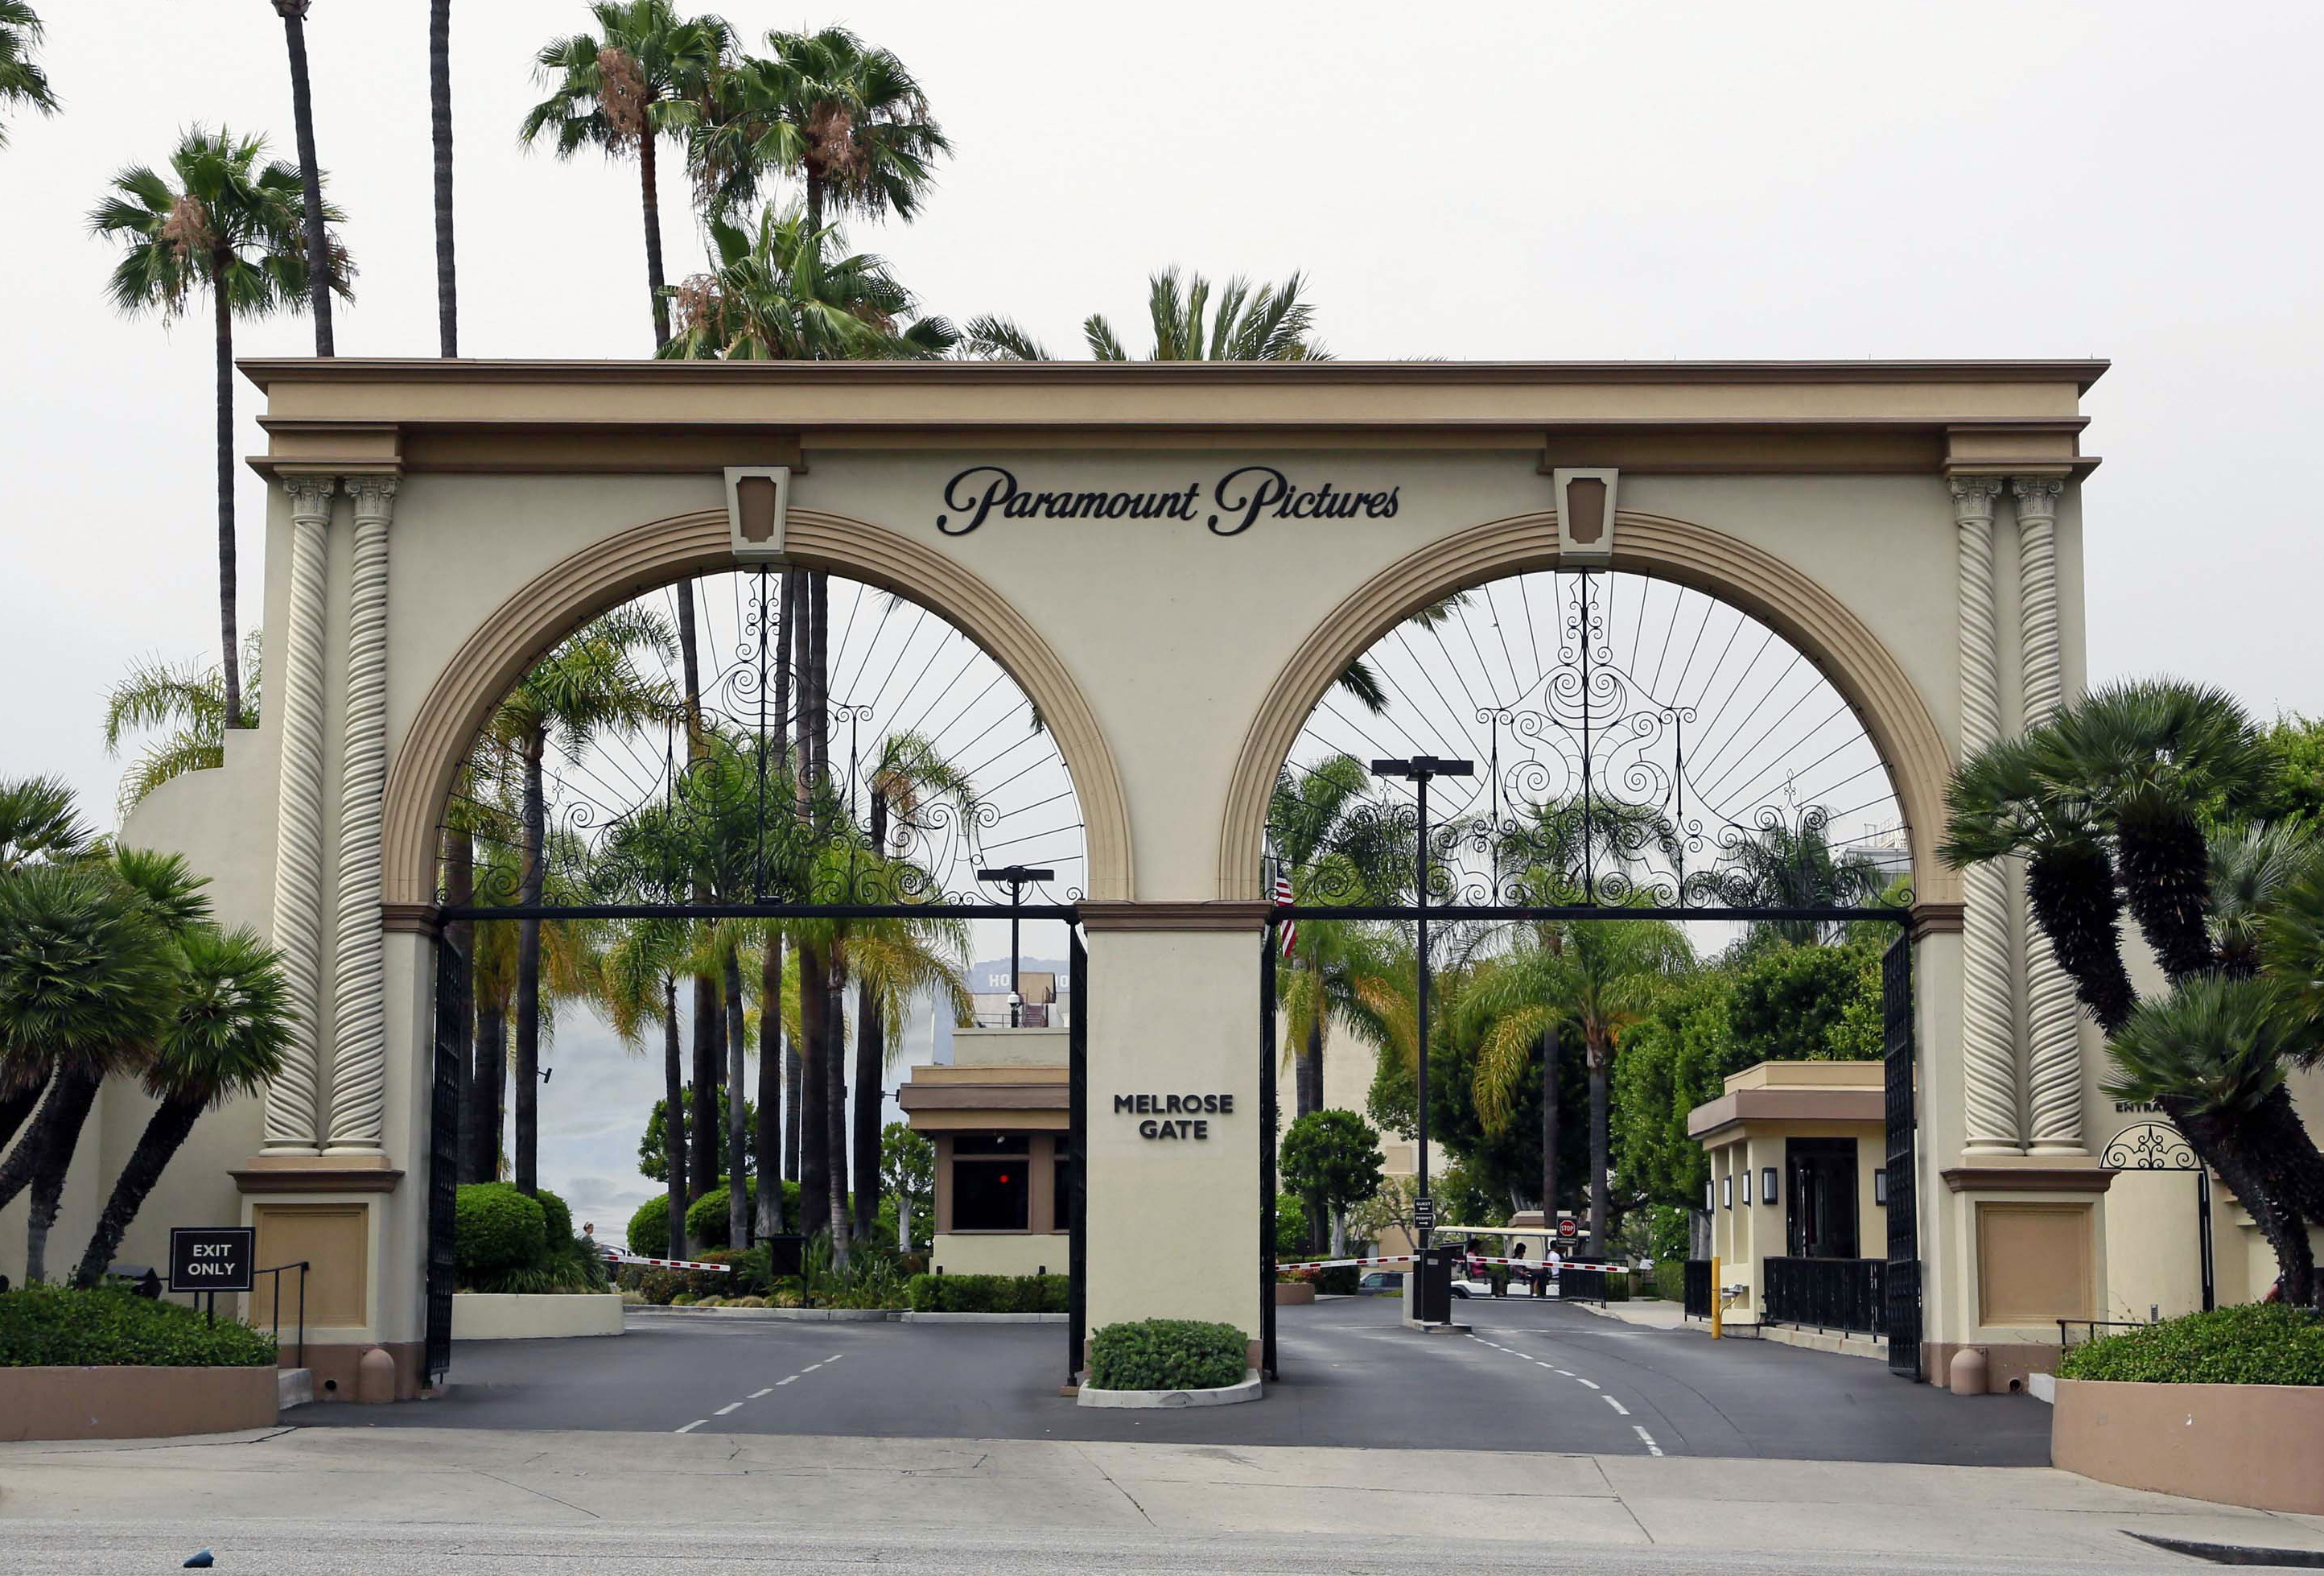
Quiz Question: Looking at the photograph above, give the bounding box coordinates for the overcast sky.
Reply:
[6,0,2320,1235]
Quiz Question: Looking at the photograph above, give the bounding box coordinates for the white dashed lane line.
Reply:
[1601,1395,1630,1416]
[1633,1425,1664,1457]
[674,1351,842,1432]
[1463,1330,1664,1451]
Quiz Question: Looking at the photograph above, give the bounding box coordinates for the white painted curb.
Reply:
[1077,1368,1263,1409]
[900,1311,1068,1324]
[629,1305,897,1322]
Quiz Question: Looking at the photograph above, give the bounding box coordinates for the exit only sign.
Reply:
[168,1227,255,1293]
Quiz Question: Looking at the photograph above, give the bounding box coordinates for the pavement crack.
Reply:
[1071,1443,1156,1528]
[467,1465,604,1521]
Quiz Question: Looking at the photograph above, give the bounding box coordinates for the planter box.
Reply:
[0,1365,278,1442]
[1273,1282,1316,1306]
[451,1293,624,1340]
[1078,1368,1263,1409]
[2054,1378,2324,1515]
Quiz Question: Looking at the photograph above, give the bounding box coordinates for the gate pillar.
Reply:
[1078,903,1269,1369]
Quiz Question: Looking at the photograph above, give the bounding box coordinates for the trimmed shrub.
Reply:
[534,1188,575,1250]
[455,1183,546,1274]
[2058,1303,2324,1386]
[638,1269,687,1306]
[1605,1269,1633,1302]
[904,1273,1069,1314]
[626,1194,674,1257]
[1653,1258,1687,1304]
[1087,1318,1246,1392]
[686,1182,757,1250]
[0,1286,277,1368]
[1317,1265,1358,1296]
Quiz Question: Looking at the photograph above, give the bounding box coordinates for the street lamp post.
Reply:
[1368,757,1472,1271]
[976,865,1054,1026]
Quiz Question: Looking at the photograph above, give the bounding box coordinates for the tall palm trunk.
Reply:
[723,942,748,1248]
[0,1069,48,1156]
[783,573,806,1189]
[513,729,546,1194]
[826,943,851,1271]
[0,1066,80,1213]
[852,794,888,1241]
[212,249,242,730]
[756,933,784,1238]
[1297,1014,1322,1119]
[1539,1025,1560,1224]
[1586,1039,1610,1254]
[677,583,719,1206]
[784,1044,801,1179]
[442,824,473,1190]
[639,128,670,347]
[72,1094,204,1286]
[469,996,505,1183]
[797,939,828,1225]
[274,1,334,353]
[429,0,456,357]
[21,1064,104,1282]
[661,976,686,1257]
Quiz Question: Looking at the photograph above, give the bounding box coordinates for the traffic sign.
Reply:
[168,1227,255,1293]
[1556,1217,1578,1240]
[1413,1195,1436,1231]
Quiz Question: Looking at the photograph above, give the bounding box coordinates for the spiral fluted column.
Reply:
[263,476,336,1155]
[2015,474,2083,1154]
[326,475,396,1154]
[1952,475,2021,1155]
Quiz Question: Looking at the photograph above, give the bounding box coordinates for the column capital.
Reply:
[1947,474,2005,522]
[344,472,399,521]
[2010,474,2065,519]
[282,473,338,518]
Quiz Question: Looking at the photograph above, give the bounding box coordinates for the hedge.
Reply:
[534,1188,575,1250]
[1653,1257,1687,1303]
[905,1273,1069,1314]
[1087,1318,1247,1391]
[0,1286,277,1368]
[455,1183,546,1273]
[2058,1302,2324,1386]
[626,1194,674,1257]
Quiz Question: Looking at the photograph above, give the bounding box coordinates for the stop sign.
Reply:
[1556,1218,1577,1239]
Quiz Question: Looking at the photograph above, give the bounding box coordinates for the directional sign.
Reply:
[168,1227,255,1293]
[1412,1195,1435,1231]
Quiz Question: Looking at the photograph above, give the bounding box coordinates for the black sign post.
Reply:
[169,1227,255,1324]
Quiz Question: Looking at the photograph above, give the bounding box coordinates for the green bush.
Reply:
[455,1183,546,1274]
[1604,1269,1633,1302]
[637,1268,687,1306]
[1317,1265,1358,1295]
[626,1194,674,1257]
[1087,1318,1247,1391]
[2058,1303,2324,1386]
[1653,1258,1687,1303]
[534,1188,575,1250]
[904,1273,1069,1313]
[0,1286,277,1368]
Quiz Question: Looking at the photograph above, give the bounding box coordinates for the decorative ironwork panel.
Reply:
[446,568,1086,912]
[1683,1258,1713,1319]
[2103,1120,2198,1171]
[424,934,466,1386]
[1881,930,1921,1379]
[1281,571,1909,925]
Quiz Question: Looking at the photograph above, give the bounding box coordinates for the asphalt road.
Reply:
[299,1296,2050,1463]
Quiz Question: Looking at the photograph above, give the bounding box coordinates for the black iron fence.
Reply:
[257,1260,311,1370]
[1683,1258,1713,1319]
[2057,1318,2150,1349]
[1560,1262,1609,1306]
[1762,1256,1885,1336]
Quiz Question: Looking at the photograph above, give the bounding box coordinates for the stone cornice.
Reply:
[1077,901,1273,932]
[1941,1165,2114,1194]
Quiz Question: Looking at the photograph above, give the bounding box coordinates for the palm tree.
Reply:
[1467,913,1691,1250]
[72,926,293,1286]
[1270,755,1414,1116]
[659,204,955,360]
[430,0,456,356]
[1696,813,1896,943]
[483,607,674,1192]
[521,0,728,349]
[690,24,948,239]
[2108,976,2314,1306]
[0,2,58,147]
[0,852,202,1280]
[101,634,263,816]
[0,778,92,1155]
[967,267,1329,363]
[851,731,975,1237]
[270,2,335,353]
[91,129,351,734]
[601,914,694,1256]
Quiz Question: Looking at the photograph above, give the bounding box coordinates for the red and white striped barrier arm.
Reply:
[1275,1253,1580,1272]
[602,1249,734,1273]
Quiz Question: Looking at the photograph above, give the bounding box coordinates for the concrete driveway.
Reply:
[295,1294,2050,1465]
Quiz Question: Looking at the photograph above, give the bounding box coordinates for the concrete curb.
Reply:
[1076,1368,1263,1409]
[899,1311,1068,1324]
[628,1306,900,1322]
[277,1368,313,1410]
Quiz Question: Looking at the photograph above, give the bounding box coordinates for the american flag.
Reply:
[1274,872,1296,959]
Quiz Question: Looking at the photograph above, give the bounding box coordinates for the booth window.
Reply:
[950,1134,1030,1231]
[1053,1155,1073,1232]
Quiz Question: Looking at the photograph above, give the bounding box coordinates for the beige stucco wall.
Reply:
[929,1232,1069,1279]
